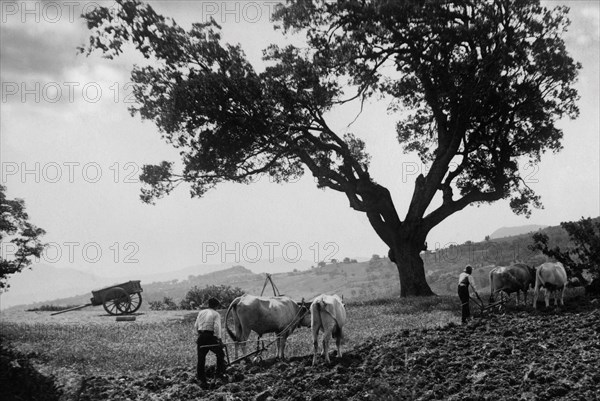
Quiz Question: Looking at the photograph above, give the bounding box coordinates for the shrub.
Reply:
[530,217,600,284]
[148,297,178,311]
[148,300,164,311]
[162,297,178,310]
[26,304,80,312]
[179,284,245,310]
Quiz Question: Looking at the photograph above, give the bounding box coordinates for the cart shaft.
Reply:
[51,303,92,315]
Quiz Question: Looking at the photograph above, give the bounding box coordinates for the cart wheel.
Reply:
[124,292,142,314]
[103,287,131,315]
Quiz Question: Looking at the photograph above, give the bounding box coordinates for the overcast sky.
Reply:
[1,0,598,278]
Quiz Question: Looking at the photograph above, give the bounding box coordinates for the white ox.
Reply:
[225,295,311,360]
[310,294,347,365]
[533,262,568,309]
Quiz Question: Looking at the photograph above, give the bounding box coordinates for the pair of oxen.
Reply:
[489,261,569,308]
[225,294,346,365]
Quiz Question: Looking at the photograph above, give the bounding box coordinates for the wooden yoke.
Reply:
[260,273,281,297]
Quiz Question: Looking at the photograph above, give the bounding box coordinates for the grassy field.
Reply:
[0,296,462,377]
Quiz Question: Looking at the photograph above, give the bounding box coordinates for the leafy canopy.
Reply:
[276,0,580,225]
[80,0,579,228]
[0,185,46,289]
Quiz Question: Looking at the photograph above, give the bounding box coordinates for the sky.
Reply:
[0,0,599,280]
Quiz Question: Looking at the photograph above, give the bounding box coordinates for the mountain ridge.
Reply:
[489,224,547,239]
[0,257,315,309]
[5,219,596,311]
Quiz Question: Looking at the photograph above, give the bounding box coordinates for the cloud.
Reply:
[1,18,136,107]
[0,23,84,82]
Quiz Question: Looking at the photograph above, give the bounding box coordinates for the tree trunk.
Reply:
[357,181,435,297]
[390,236,435,297]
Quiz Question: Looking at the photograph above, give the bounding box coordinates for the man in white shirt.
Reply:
[457,265,479,324]
[194,297,225,387]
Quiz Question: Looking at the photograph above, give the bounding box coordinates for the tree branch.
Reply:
[423,188,505,232]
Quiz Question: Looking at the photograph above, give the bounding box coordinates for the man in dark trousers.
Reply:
[194,297,226,387]
[458,265,479,324]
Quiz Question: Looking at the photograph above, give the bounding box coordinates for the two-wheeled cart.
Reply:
[51,280,143,316]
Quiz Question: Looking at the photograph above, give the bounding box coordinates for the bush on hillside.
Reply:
[148,296,178,311]
[179,284,245,310]
[26,304,80,312]
[530,216,600,285]
[148,300,163,311]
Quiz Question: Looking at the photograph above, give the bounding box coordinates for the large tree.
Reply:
[81,0,579,296]
[0,185,46,289]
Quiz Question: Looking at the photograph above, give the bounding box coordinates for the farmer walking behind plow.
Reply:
[458,265,480,324]
[195,297,226,388]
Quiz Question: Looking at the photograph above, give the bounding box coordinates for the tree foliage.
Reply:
[276,0,579,220]
[530,217,600,284]
[80,0,580,296]
[0,185,46,289]
[148,296,178,311]
[179,284,245,310]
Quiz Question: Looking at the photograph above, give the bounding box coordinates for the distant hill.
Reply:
[7,261,403,311]
[0,257,314,310]
[4,217,597,310]
[489,225,547,239]
[425,217,599,294]
[0,264,114,310]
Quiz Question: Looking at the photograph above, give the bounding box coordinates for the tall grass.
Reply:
[1,320,197,376]
[1,296,463,376]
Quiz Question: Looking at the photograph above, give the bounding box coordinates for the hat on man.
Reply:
[464,265,473,274]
